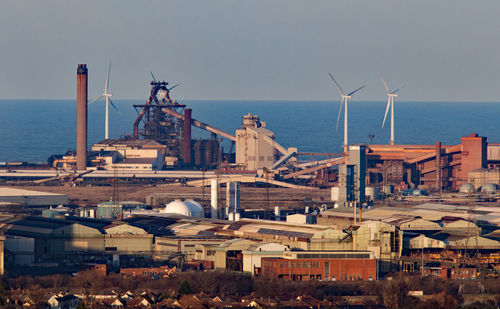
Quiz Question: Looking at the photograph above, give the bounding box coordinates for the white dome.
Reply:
[186,200,203,213]
[460,183,475,193]
[481,183,498,193]
[163,200,203,217]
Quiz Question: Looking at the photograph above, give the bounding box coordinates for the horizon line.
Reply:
[0,98,500,103]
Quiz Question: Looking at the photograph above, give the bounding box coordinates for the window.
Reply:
[291,262,295,268]
[304,262,309,268]
[297,262,301,268]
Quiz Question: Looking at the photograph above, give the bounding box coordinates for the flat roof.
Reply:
[0,187,67,197]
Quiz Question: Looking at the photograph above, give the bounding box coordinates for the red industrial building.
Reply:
[261,251,377,282]
[425,267,477,280]
[365,133,491,191]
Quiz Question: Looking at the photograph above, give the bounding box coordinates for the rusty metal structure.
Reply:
[133,80,187,161]
[132,80,231,168]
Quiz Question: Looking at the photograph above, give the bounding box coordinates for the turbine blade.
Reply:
[88,95,104,104]
[329,73,345,96]
[105,61,111,93]
[336,98,344,131]
[168,83,180,91]
[382,98,391,128]
[380,76,390,94]
[391,84,406,94]
[347,85,366,96]
[109,99,123,116]
[150,71,156,82]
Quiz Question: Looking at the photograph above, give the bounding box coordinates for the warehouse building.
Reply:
[0,215,153,265]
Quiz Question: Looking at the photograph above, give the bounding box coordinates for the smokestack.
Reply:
[76,64,88,171]
[436,141,442,191]
[184,108,192,165]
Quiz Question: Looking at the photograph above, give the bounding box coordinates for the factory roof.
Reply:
[0,187,66,197]
[0,215,113,236]
[0,187,68,206]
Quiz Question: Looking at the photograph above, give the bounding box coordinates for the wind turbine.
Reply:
[329,73,366,148]
[380,76,404,145]
[88,62,121,140]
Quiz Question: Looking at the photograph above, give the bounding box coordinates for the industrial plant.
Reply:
[1,64,500,309]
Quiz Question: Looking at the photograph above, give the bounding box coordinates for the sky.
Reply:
[1,1,500,102]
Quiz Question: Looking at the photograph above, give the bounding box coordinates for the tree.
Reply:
[382,276,409,309]
[178,280,192,296]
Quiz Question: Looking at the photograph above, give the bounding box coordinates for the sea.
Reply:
[0,99,499,163]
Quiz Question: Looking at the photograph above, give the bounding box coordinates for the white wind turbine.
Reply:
[88,62,121,140]
[329,73,366,148]
[380,76,404,145]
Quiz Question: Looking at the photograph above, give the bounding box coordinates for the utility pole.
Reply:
[421,234,424,277]
[201,168,206,201]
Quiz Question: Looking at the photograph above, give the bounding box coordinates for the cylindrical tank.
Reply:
[274,206,281,221]
[235,212,241,221]
[89,208,95,218]
[331,187,340,202]
[305,206,310,213]
[365,187,380,201]
[210,179,218,219]
[76,64,88,171]
[183,108,192,165]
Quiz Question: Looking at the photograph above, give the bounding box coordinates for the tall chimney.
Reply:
[76,64,88,171]
[436,141,441,191]
[184,108,192,165]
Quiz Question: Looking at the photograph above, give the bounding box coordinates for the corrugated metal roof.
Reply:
[257,228,314,239]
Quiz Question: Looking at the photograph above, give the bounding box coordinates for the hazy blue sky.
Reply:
[1,1,500,101]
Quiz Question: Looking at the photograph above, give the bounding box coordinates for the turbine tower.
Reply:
[380,76,403,145]
[89,61,120,140]
[329,73,366,148]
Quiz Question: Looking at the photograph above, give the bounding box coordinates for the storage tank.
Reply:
[274,206,281,221]
[164,200,203,217]
[210,179,218,218]
[331,187,339,202]
[460,183,475,193]
[365,187,380,201]
[481,183,498,194]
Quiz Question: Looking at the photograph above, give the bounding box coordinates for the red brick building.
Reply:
[261,251,377,281]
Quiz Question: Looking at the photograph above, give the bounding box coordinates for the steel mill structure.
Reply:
[4,64,500,196]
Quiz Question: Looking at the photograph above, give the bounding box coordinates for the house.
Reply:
[47,294,81,309]
[100,297,126,308]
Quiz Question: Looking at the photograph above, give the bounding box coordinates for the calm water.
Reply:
[0,99,498,162]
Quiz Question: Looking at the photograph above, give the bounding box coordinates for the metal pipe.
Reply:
[76,64,88,171]
[161,107,236,141]
[184,108,192,165]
